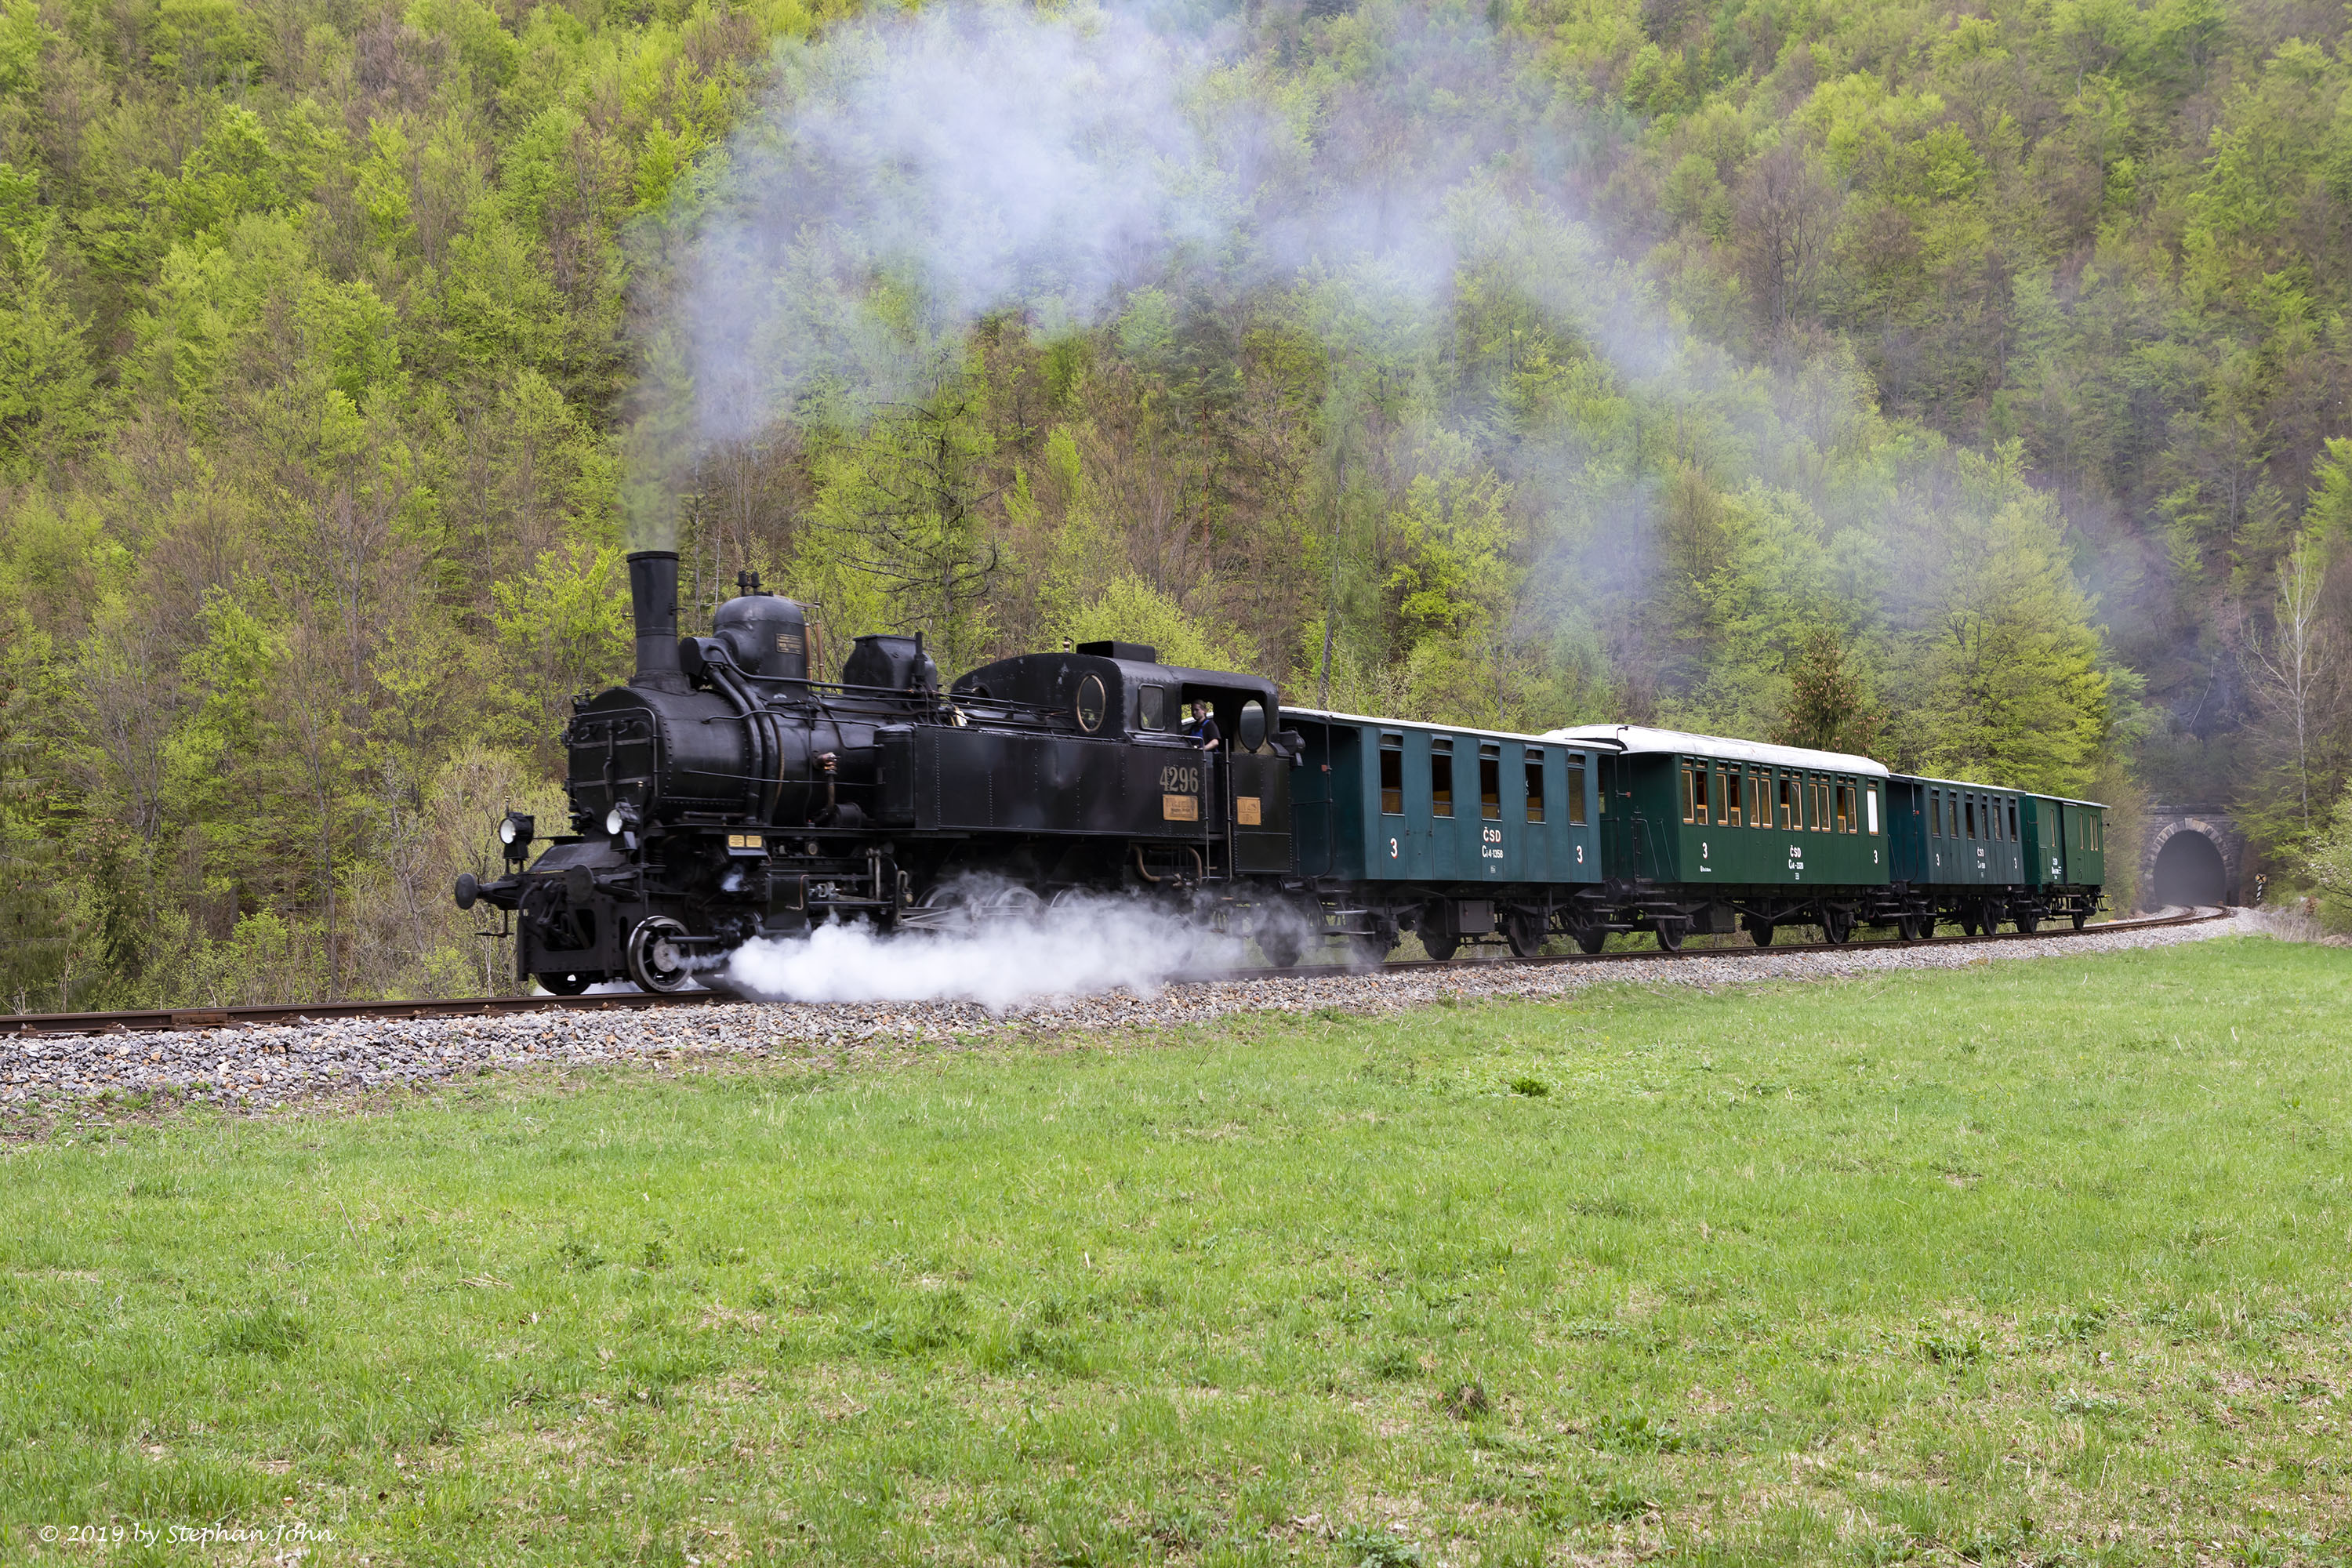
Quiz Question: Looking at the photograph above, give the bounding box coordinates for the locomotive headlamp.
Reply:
[499,811,535,866]
[604,803,637,837]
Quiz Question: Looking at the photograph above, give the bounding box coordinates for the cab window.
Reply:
[1137,687,1167,731]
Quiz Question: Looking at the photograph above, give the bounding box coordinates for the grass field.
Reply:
[2,938,2348,1566]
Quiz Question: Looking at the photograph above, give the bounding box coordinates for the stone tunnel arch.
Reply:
[2150,827,2228,909]
[2140,808,2245,911]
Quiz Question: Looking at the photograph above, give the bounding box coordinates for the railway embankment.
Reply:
[1,912,2254,1123]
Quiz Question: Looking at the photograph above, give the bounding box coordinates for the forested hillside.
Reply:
[2,0,2347,1008]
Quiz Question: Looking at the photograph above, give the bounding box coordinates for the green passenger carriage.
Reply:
[1285,710,1604,960]
[1544,726,1899,947]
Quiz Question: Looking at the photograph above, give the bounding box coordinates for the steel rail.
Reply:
[0,907,2232,1040]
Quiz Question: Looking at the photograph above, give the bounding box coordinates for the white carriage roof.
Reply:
[1541,724,1890,778]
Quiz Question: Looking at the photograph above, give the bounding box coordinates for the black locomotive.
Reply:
[455,551,1303,992]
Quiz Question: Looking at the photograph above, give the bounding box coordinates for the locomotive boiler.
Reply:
[455,551,1301,993]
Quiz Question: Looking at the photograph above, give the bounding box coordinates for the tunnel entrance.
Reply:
[2151,829,2227,909]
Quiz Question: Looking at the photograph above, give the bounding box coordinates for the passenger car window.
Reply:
[1724,768,1743,827]
[1431,741,1454,818]
[1566,758,1587,826]
[1379,739,1403,815]
[1479,745,1501,821]
[1692,764,1711,824]
[1524,753,1545,823]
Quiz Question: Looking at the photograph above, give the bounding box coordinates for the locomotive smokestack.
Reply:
[626,550,688,691]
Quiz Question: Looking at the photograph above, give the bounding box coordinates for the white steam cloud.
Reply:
[681,4,1231,443]
[722,893,1236,1010]
[655,0,1691,450]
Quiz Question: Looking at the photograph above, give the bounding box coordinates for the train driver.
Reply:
[1185,702,1222,752]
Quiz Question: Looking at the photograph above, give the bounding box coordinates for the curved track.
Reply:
[0,907,2232,1040]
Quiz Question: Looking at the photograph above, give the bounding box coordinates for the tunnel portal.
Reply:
[2150,827,2228,909]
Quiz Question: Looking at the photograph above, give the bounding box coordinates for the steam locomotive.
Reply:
[454,551,1305,992]
[456,550,2108,993]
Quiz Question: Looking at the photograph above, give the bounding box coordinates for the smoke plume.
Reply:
[724,891,1234,1009]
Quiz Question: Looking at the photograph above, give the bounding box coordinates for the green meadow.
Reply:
[2,938,2347,1566]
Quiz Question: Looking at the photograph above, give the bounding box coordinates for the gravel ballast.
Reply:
[0,913,2257,1119]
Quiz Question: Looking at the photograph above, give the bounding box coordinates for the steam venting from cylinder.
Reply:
[627,550,688,692]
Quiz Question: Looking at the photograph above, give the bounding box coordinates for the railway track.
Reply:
[0,906,2233,1040]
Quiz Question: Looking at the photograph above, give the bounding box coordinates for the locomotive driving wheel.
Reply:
[535,970,596,996]
[626,916,695,993]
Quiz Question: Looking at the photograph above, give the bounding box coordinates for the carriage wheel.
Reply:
[1421,931,1462,962]
[1504,912,1546,958]
[2071,909,2089,930]
[1573,925,1607,956]
[1653,920,1686,953]
[1821,907,1853,945]
[2015,909,2039,935]
[1748,920,1774,948]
